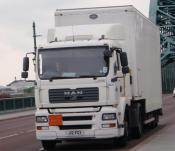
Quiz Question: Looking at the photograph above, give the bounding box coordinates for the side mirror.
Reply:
[120,52,128,67]
[21,71,28,79]
[122,66,129,74]
[23,57,29,71]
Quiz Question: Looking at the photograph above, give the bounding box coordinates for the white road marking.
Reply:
[0,129,35,141]
[0,134,18,140]
[39,147,44,151]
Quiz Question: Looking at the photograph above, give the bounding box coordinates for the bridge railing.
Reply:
[162,62,175,93]
[0,97,35,114]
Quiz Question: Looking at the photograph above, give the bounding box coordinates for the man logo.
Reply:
[64,90,83,96]
[64,90,83,100]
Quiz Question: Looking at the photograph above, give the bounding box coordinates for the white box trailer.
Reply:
[54,5,162,113]
[22,5,162,150]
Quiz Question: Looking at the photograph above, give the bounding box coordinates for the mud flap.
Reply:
[128,104,141,128]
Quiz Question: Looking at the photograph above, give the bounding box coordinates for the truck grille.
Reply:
[63,116,92,121]
[49,87,99,103]
[59,115,93,130]
[59,125,92,130]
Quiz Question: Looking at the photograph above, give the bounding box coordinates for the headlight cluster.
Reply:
[102,113,116,120]
[36,116,48,123]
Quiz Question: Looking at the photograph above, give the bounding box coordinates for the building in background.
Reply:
[0,80,34,98]
[7,80,35,97]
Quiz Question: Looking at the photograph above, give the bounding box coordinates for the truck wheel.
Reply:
[133,109,143,138]
[41,140,56,150]
[149,112,159,128]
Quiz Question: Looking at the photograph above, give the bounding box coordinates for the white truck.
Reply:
[22,5,162,150]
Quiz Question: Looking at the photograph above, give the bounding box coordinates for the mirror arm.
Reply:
[111,76,124,82]
[26,51,36,57]
[111,47,122,53]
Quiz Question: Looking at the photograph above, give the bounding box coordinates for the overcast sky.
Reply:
[0,0,150,86]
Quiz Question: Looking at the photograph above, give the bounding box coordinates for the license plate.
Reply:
[66,130,84,136]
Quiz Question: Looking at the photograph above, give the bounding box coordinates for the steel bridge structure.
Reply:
[150,0,175,66]
[150,0,175,92]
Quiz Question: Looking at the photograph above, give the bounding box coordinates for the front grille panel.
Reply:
[59,125,92,130]
[49,87,99,103]
[63,116,92,121]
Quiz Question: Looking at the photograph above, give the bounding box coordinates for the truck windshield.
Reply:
[38,46,109,80]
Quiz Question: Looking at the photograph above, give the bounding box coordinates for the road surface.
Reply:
[0,95,174,151]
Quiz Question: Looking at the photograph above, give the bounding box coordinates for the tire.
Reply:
[149,112,159,129]
[41,140,56,150]
[132,108,143,139]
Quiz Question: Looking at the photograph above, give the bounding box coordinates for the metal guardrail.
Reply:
[162,62,175,93]
[0,97,35,114]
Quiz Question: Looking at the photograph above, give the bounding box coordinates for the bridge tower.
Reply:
[150,0,175,92]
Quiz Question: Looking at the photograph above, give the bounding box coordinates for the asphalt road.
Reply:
[0,95,174,151]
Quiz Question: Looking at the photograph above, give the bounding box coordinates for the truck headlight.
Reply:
[102,113,116,120]
[36,116,48,123]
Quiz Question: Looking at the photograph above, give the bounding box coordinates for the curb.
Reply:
[0,109,35,121]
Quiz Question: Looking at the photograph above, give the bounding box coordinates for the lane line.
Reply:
[0,134,18,140]
[0,129,35,141]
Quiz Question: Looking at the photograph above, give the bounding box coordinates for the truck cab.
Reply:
[32,37,130,149]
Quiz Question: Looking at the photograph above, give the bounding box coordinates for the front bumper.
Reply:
[36,128,120,140]
[35,107,124,140]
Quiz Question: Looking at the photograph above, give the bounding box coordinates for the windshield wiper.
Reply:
[49,76,77,82]
[79,75,98,79]
[49,75,101,81]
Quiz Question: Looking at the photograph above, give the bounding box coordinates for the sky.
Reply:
[0,0,150,86]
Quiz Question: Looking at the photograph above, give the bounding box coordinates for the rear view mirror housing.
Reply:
[120,52,128,67]
[21,71,28,79]
[23,57,29,71]
[122,66,129,74]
